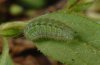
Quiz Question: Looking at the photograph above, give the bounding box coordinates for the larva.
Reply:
[24,18,75,41]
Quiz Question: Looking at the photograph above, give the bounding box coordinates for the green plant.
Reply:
[0,37,14,65]
[0,21,28,65]
[0,0,100,65]
[1,11,100,65]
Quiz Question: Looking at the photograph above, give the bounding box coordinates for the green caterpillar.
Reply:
[24,18,76,41]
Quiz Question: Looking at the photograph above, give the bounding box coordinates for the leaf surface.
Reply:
[25,12,100,65]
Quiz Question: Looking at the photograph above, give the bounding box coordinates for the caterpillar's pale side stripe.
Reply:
[24,18,76,41]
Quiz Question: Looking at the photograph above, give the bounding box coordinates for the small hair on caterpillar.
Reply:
[24,18,76,41]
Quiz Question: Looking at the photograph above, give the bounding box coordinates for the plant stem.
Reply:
[0,37,14,65]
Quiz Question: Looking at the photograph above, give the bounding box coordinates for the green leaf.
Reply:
[0,37,14,65]
[24,12,100,65]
